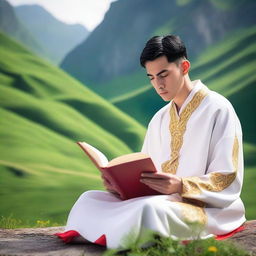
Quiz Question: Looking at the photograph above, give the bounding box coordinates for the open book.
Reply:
[77,142,160,200]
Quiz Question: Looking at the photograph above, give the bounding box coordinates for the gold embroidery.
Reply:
[182,135,239,196]
[176,202,207,225]
[162,87,208,174]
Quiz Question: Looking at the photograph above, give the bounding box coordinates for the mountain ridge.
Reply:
[15,4,89,64]
[61,0,256,86]
[0,0,48,61]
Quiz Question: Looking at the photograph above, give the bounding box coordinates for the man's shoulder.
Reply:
[204,87,242,135]
[203,87,241,128]
[205,88,235,113]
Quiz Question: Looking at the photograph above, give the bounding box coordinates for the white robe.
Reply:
[64,80,245,249]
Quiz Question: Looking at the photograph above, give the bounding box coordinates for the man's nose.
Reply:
[155,77,165,88]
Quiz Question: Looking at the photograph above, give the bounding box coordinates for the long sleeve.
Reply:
[181,104,244,208]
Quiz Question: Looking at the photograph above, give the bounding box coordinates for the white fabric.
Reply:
[64,80,245,248]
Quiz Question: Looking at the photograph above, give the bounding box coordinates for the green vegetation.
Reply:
[175,0,254,10]
[0,215,59,229]
[209,0,254,10]
[90,70,147,100]
[191,26,256,145]
[176,0,193,7]
[0,32,145,226]
[104,232,249,256]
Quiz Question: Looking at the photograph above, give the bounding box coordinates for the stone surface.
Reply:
[229,220,256,255]
[0,226,106,256]
[0,221,255,256]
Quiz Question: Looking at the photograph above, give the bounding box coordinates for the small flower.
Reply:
[208,245,218,252]
[36,220,50,227]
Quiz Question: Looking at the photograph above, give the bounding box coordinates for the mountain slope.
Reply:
[61,0,256,87]
[0,32,145,225]
[15,4,89,64]
[0,0,48,60]
[0,31,145,152]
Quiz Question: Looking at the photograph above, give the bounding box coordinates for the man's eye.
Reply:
[159,74,168,78]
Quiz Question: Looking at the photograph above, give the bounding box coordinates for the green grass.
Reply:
[241,167,256,220]
[90,69,149,100]
[103,231,250,256]
[0,32,146,152]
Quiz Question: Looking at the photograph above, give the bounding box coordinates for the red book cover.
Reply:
[77,142,160,200]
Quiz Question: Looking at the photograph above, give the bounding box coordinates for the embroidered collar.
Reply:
[172,80,205,117]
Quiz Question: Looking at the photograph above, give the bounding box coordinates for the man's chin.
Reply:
[160,94,172,102]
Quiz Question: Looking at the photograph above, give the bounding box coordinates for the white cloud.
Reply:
[6,0,118,31]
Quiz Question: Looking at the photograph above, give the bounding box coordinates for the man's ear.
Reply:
[181,60,190,75]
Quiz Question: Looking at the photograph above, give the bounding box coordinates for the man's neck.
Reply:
[173,76,193,112]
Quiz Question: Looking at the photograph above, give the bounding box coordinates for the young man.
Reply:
[56,35,245,248]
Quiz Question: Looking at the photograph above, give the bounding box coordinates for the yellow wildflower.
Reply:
[36,220,50,227]
[208,246,218,252]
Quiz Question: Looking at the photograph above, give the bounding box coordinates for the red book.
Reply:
[77,142,160,200]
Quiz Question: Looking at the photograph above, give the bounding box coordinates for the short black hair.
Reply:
[140,35,188,68]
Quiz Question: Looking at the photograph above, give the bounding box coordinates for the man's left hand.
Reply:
[140,172,182,195]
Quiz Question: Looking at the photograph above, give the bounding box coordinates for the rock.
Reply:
[0,226,106,256]
[229,220,256,255]
[0,221,255,256]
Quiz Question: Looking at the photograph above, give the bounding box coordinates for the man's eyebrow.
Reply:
[146,69,169,77]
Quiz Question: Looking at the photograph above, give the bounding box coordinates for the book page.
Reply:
[108,152,149,167]
[78,142,109,167]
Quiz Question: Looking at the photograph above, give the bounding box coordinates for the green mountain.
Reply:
[0,32,145,226]
[15,4,89,65]
[61,0,256,87]
[0,0,48,61]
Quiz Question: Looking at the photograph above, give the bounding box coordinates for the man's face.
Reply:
[145,55,184,102]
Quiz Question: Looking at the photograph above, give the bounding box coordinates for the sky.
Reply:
[6,0,118,31]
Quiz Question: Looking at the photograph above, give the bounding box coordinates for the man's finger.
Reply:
[141,172,172,179]
[143,182,164,193]
[141,178,169,185]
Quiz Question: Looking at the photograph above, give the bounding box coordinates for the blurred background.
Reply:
[0,0,255,227]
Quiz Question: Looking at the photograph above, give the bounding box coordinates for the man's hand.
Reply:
[140,172,182,195]
[101,174,121,198]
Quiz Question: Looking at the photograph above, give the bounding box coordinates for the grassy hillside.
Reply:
[0,0,50,64]
[0,32,146,152]
[0,32,146,226]
[191,26,256,144]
